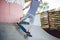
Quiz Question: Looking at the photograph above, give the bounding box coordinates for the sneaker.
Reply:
[27,33,32,37]
[25,32,32,37]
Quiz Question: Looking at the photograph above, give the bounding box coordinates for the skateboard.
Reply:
[17,21,32,38]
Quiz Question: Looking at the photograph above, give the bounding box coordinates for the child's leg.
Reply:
[20,14,30,22]
[29,14,34,25]
[22,14,34,36]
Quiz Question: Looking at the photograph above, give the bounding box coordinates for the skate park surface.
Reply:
[18,14,60,40]
[18,25,60,40]
[0,14,60,40]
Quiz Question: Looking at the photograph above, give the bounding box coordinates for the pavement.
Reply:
[19,25,60,40]
[0,14,60,40]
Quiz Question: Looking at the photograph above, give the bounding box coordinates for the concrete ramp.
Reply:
[0,24,60,40]
[19,25,60,40]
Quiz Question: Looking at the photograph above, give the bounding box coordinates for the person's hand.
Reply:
[23,8,25,10]
[23,6,29,10]
[40,0,43,4]
[20,17,23,20]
